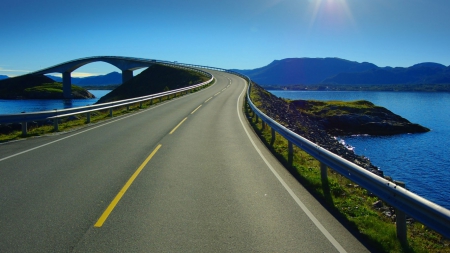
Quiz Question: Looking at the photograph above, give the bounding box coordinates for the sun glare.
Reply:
[307,0,355,33]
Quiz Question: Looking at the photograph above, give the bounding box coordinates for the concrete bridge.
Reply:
[32,56,155,98]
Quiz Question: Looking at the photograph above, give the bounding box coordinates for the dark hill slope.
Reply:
[232,58,378,85]
[324,64,450,84]
[97,64,209,104]
[0,74,93,99]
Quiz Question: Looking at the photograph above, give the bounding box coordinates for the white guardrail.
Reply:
[1,58,449,241]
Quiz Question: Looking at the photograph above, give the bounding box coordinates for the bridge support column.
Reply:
[62,71,72,99]
[122,70,133,83]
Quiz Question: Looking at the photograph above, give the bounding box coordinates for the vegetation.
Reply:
[292,99,378,117]
[247,83,449,253]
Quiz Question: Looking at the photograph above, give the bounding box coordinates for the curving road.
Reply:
[0,71,370,252]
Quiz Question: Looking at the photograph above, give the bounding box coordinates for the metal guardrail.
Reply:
[237,75,450,240]
[2,57,449,240]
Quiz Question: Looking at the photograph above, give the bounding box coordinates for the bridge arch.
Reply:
[32,56,155,98]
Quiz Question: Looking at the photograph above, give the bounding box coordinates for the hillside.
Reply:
[0,75,8,80]
[232,58,378,85]
[323,64,450,85]
[96,64,209,104]
[233,58,450,86]
[0,74,94,99]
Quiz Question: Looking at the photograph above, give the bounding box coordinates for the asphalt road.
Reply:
[0,71,371,252]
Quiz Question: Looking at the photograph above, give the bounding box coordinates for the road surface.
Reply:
[0,70,370,252]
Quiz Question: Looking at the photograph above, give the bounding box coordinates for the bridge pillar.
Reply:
[62,71,72,99]
[122,70,133,83]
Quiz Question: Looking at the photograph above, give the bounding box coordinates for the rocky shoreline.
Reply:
[250,83,429,178]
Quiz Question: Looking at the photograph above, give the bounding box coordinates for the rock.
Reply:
[373,200,383,209]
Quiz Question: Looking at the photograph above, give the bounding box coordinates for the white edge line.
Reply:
[236,79,348,253]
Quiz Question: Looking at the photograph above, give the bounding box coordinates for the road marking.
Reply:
[191,105,202,114]
[236,82,347,253]
[214,92,220,96]
[94,144,162,228]
[205,97,213,103]
[169,117,188,134]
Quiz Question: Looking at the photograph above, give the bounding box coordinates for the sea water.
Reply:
[269,90,450,210]
[0,90,111,114]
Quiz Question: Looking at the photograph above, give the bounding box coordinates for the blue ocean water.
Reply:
[0,90,111,114]
[270,90,450,210]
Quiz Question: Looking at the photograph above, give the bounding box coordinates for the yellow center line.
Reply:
[169,117,188,134]
[94,144,162,228]
[191,105,202,114]
[214,92,221,96]
[205,97,213,103]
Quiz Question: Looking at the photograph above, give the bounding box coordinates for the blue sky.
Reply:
[1,0,449,77]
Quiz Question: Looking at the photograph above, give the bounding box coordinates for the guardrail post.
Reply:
[288,141,293,166]
[320,162,328,181]
[140,102,143,109]
[159,97,162,103]
[150,99,153,105]
[394,180,407,245]
[255,114,259,124]
[53,118,59,132]
[21,122,27,136]
[86,112,91,123]
[262,121,266,130]
[271,128,276,145]
[127,105,130,111]
[109,108,113,118]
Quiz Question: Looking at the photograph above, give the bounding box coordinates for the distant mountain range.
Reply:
[47,71,122,86]
[232,58,450,85]
[0,75,8,80]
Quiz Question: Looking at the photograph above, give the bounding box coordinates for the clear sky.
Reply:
[1,0,449,77]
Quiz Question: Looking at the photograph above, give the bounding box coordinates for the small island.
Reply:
[250,83,430,176]
[0,74,94,99]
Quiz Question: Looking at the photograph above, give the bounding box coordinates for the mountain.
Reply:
[231,58,378,85]
[324,63,450,85]
[232,58,450,85]
[46,71,122,86]
[0,75,8,80]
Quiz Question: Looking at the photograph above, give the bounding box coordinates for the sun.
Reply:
[307,0,355,32]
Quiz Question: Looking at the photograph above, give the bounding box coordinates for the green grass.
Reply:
[246,83,450,253]
[0,80,214,143]
[291,99,380,118]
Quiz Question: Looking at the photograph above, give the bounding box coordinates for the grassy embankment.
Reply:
[0,80,214,143]
[246,84,449,253]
